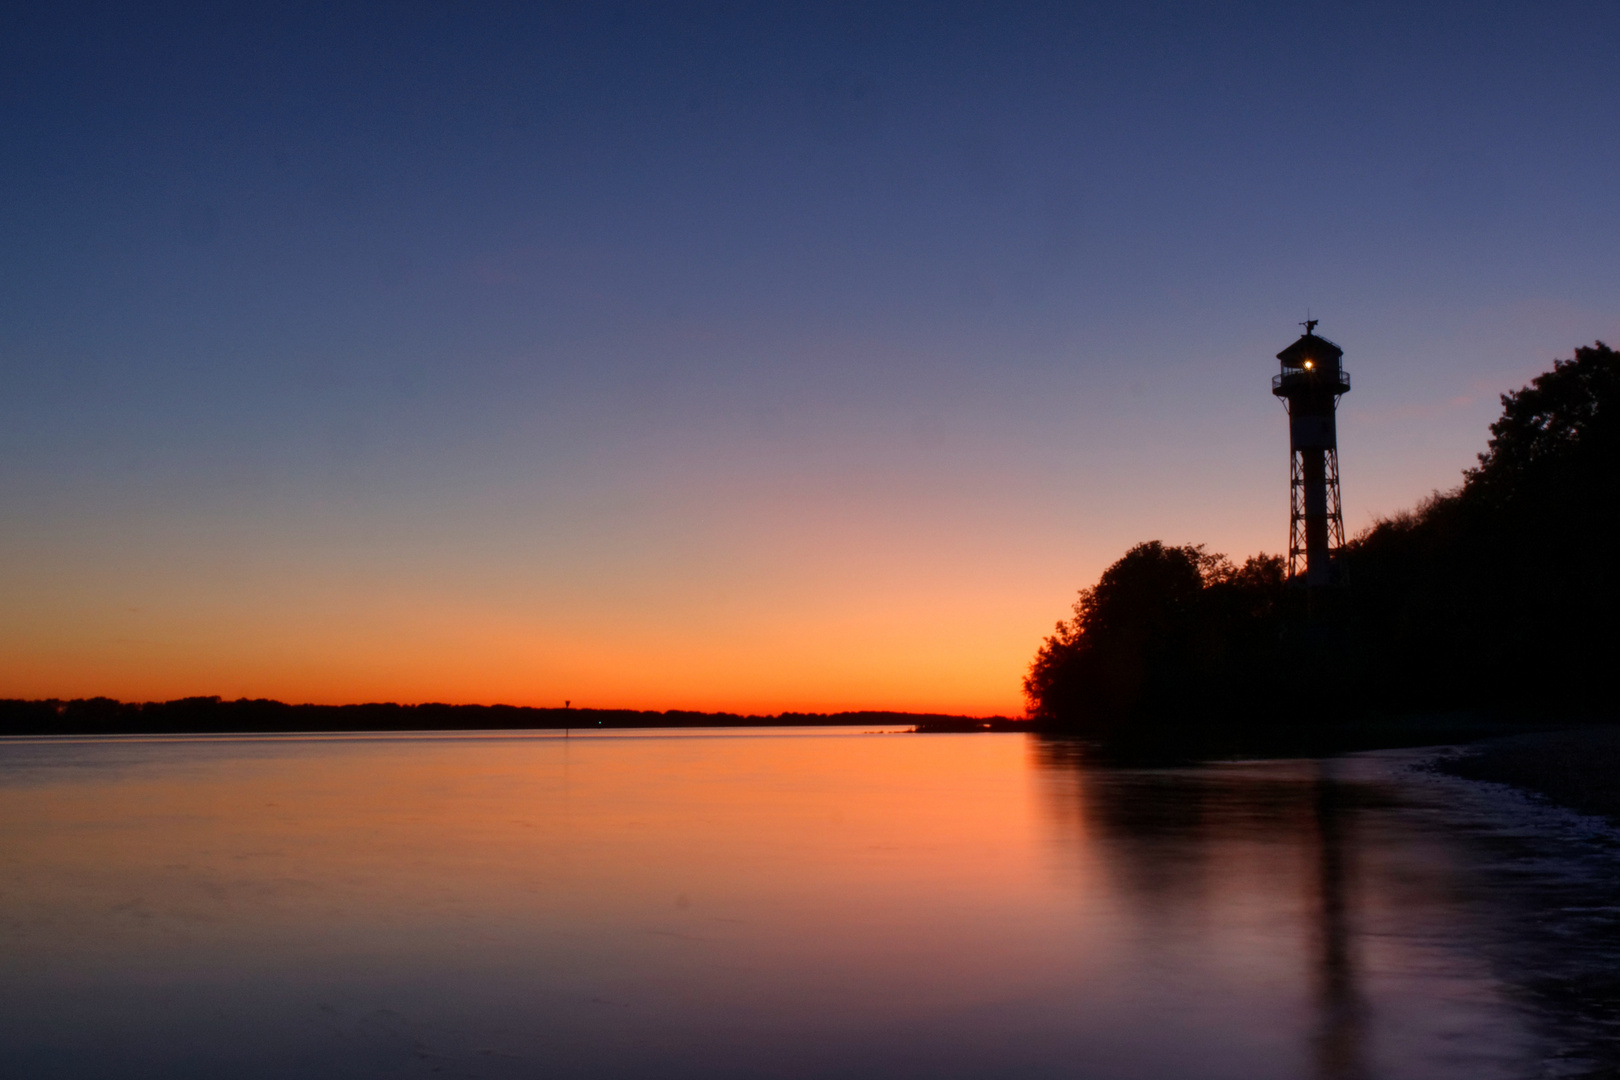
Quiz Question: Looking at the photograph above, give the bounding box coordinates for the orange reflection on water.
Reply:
[0,731,1541,1079]
[0,731,1081,1017]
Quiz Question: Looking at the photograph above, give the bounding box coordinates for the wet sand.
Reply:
[1435,727,1620,823]
[1418,736,1620,1078]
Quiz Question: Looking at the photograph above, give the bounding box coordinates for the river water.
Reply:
[1,728,1616,1079]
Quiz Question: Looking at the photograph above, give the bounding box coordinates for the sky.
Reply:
[2,1,1617,715]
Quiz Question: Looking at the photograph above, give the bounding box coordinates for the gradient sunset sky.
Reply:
[3,1,1617,715]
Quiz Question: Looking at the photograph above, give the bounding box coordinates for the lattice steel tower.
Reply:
[1272,321,1350,586]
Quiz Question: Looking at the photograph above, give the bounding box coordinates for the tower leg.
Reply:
[1301,448,1331,587]
[1290,452,1306,580]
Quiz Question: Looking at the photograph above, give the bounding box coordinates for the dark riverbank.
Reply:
[1433,726,1620,823]
[0,696,1021,738]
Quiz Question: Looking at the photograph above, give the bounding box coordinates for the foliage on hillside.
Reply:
[1352,341,1620,713]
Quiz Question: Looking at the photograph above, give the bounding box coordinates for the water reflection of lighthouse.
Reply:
[1038,749,1375,1079]
[1311,760,1368,1080]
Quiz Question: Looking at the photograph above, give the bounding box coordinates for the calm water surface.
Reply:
[0,728,1613,1078]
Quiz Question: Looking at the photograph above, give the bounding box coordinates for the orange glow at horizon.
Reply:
[0,523,1054,716]
[1,464,1187,716]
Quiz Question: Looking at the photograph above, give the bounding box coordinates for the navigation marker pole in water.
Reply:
[1272,321,1351,604]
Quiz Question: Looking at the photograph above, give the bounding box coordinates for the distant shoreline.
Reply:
[0,696,1028,738]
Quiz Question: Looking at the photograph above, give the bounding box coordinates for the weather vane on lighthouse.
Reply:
[1272,320,1350,589]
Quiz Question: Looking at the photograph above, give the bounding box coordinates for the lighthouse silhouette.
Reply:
[1272,320,1350,589]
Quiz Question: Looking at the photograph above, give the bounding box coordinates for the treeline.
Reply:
[1027,342,1620,755]
[0,697,1014,737]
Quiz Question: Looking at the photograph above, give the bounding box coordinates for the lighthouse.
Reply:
[1272,321,1350,587]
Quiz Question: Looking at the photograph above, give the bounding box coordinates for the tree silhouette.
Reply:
[1025,543,1292,751]
[1029,342,1620,750]
[1347,341,1620,713]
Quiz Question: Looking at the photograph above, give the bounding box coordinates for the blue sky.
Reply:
[3,1,1616,710]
